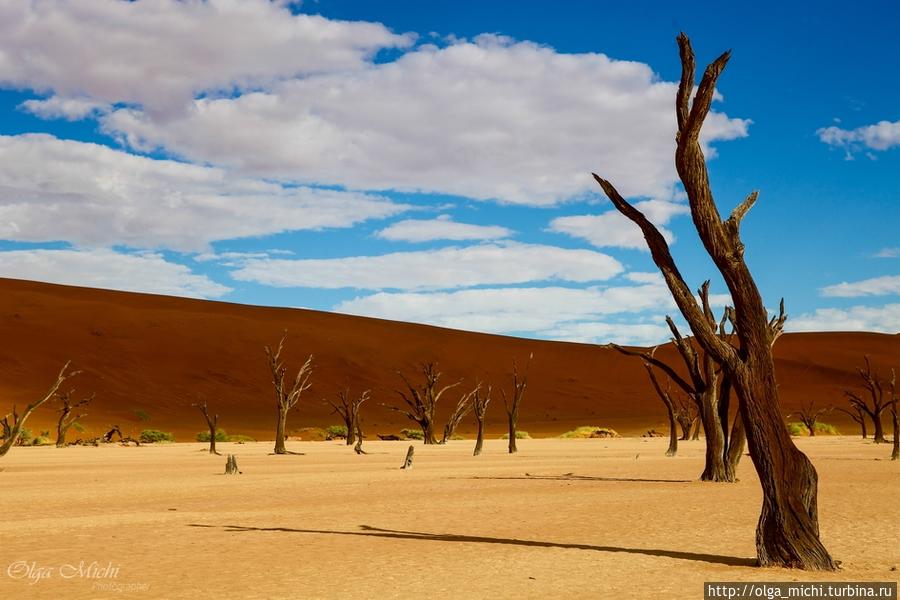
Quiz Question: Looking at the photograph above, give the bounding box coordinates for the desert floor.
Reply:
[0,437,897,599]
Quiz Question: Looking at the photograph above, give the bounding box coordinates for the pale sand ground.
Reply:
[0,437,896,599]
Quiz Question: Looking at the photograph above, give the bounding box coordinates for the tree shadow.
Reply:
[467,474,693,484]
[187,523,755,567]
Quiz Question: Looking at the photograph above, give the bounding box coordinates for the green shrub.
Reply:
[133,409,151,422]
[325,424,349,440]
[31,435,52,446]
[560,426,604,439]
[787,422,840,436]
[139,429,175,443]
[196,429,229,443]
[400,428,424,440]
[16,428,33,445]
[226,434,256,443]
[500,430,531,440]
[72,421,86,433]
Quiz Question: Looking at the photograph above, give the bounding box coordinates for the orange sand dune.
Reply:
[0,277,897,441]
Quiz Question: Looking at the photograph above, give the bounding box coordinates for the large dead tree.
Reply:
[1,362,77,458]
[55,389,93,448]
[265,333,313,455]
[472,384,492,456]
[326,388,370,446]
[501,355,531,454]
[194,401,220,455]
[592,34,835,569]
[642,361,678,456]
[845,356,892,444]
[788,399,832,437]
[383,363,461,445]
[441,385,479,444]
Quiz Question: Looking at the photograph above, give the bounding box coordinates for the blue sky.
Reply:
[0,0,897,345]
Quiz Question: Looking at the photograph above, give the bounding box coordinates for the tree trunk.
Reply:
[699,389,729,481]
[56,420,69,448]
[690,417,701,440]
[861,418,867,439]
[725,412,745,481]
[474,418,485,456]
[871,414,886,443]
[401,445,414,469]
[346,414,356,446]
[208,423,217,455]
[421,421,437,445]
[892,408,898,461]
[507,413,517,454]
[665,404,678,457]
[274,407,288,454]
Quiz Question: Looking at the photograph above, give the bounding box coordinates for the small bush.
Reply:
[500,431,531,440]
[325,424,349,440]
[196,429,229,443]
[560,426,602,439]
[450,434,465,441]
[400,428,424,440]
[31,435,52,446]
[226,434,256,443]
[787,422,840,436]
[133,409,151,422]
[16,428,33,445]
[139,429,175,443]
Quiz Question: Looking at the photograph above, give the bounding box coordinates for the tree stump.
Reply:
[400,445,414,470]
[225,454,241,475]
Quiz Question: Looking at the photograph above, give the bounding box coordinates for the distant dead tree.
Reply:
[788,399,832,436]
[845,356,892,444]
[501,355,531,454]
[354,417,366,455]
[888,370,898,461]
[1,362,77,458]
[472,384,492,456]
[836,405,867,439]
[265,332,313,455]
[194,401,220,455]
[441,384,479,444]
[592,34,835,568]
[383,363,461,445]
[55,388,93,448]
[326,388,370,446]
[642,360,678,456]
[673,390,698,440]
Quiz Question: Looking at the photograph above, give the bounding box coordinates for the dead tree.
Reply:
[845,356,892,443]
[265,332,313,455]
[400,445,414,469]
[354,417,366,455]
[472,384,492,456]
[54,389,93,448]
[888,370,898,461]
[383,363,461,445]
[194,401,220,455]
[225,454,241,474]
[836,405,867,438]
[788,399,832,436]
[501,355,531,454]
[326,388,370,446]
[592,34,835,569]
[441,385,479,444]
[1,362,77,458]
[673,391,698,440]
[642,361,678,456]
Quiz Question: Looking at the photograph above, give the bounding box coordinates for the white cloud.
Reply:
[789,304,900,333]
[230,242,623,290]
[334,283,685,344]
[99,35,749,205]
[0,0,412,116]
[874,247,900,258]
[19,96,108,121]
[0,134,406,252]
[817,120,900,157]
[821,275,900,297]
[376,215,512,242]
[0,248,230,298]
[548,199,690,249]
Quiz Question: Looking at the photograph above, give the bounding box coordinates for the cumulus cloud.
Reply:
[548,199,690,249]
[230,242,623,290]
[333,280,720,344]
[19,96,108,121]
[376,215,512,242]
[0,134,406,252]
[820,275,900,297]
[817,119,900,157]
[0,248,230,298]
[0,0,412,116]
[789,304,900,333]
[99,35,749,205]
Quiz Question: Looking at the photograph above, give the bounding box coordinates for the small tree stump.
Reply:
[225,454,241,475]
[400,445,414,470]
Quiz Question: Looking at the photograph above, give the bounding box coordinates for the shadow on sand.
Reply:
[466,474,694,484]
[187,523,756,567]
